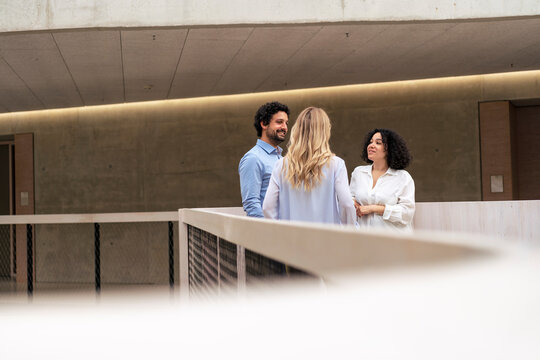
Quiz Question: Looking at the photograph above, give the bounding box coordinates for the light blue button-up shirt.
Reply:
[239,139,282,217]
[262,156,356,225]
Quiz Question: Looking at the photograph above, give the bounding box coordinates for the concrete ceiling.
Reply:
[1,16,540,114]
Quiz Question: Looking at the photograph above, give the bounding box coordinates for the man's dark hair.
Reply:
[253,101,290,137]
[361,128,412,169]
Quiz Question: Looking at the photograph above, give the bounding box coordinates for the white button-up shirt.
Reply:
[349,165,415,231]
[263,156,356,225]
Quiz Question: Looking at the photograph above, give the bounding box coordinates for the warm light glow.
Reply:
[1,69,540,121]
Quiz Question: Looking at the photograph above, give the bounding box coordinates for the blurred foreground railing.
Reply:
[178,209,507,299]
[0,212,178,296]
[1,201,538,300]
[179,200,540,298]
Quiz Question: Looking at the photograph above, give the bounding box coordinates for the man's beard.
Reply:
[266,128,286,144]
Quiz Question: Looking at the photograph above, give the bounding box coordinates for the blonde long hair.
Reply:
[283,107,334,190]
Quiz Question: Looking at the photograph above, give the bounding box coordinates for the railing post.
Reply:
[237,245,246,292]
[217,237,221,292]
[168,221,174,288]
[94,223,101,293]
[26,224,33,296]
[179,210,189,300]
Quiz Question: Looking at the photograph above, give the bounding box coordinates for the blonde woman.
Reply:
[262,107,356,225]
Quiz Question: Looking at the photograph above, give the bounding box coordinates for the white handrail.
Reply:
[0,211,179,225]
[179,208,511,285]
[413,200,540,243]
[191,200,540,244]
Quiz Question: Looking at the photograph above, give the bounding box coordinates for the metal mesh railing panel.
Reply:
[245,249,286,281]
[1,220,178,296]
[99,222,171,284]
[187,225,309,296]
[0,224,13,278]
[35,223,95,285]
[219,238,237,287]
[187,226,219,297]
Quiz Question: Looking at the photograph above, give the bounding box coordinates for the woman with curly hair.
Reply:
[263,107,356,225]
[350,128,415,231]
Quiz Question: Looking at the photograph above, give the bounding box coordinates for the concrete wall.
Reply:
[3,0,540,33]
[2,69,540,284]
[1,71,540,216]
[35,221,177,284]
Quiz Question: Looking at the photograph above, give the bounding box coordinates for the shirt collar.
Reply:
[361,164,398,175]
[359,165,371,173]
[386,167,399,175]
[257,138,282,155]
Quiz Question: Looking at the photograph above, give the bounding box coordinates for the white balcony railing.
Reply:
[0,201,538,298]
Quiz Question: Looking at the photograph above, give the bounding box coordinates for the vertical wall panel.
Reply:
[514,106,540,200]
[479,101,516,200]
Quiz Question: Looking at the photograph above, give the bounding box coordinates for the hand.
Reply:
[358,205,373,217]
[354,203,385,217]
[354,200,371,217]
[353,200,362,217]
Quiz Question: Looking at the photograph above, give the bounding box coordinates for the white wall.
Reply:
[414,200,540,244]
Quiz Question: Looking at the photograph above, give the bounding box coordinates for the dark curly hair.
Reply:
[362,128,412,169]
[253,101,290,137]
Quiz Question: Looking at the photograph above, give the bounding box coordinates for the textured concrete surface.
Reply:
[4,19,540,114]
[2,0,540,32]
[34,222,176,284]
[1,70,539,215]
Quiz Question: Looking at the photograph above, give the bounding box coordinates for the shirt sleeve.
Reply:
[239,153,264,218]
[262,161,281,220]
[349,167,359,202]
[382,174,415,226]
[335,160,357,225]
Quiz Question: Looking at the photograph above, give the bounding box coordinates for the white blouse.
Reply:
[263,156,356,225]
[349,165,415,231]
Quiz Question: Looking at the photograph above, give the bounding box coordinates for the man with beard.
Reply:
[239,101,290,217]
